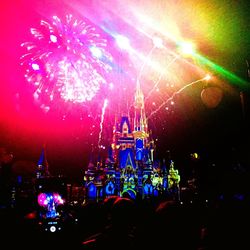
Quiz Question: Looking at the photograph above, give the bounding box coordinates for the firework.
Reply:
[147,76,209,120]
[20,14,113,112]
[98,98,108,149]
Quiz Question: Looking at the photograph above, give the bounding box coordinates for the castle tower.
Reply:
[37,144,50,178]
[133,80,149,161]
[83,80,171,201]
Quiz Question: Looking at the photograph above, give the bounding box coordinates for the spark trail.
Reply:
[147,76,209,120]
[98,99,108,149]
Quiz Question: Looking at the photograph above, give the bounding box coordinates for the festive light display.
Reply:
[15,1,247,153]
[20,14,113,113]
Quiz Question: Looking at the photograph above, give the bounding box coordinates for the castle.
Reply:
[83,82,180,201]
[34,82,181,203]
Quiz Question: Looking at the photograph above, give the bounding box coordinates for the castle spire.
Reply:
[134,79,147,132]
[37,143,50,178]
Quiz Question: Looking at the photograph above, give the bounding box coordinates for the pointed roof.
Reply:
[120,116,131,133]
[37,144,50,176]
[119,148,136,169]
[38,144,48,168]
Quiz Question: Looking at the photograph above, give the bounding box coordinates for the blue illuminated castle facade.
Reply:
[84,83,180,201]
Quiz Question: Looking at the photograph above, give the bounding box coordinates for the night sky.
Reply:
[1,0,250,182]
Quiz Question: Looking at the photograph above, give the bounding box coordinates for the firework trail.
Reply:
[98,99,108,149]
[147,76,208,120]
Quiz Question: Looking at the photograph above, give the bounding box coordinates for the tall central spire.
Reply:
[134,79,147,134]
[135,79,144,109]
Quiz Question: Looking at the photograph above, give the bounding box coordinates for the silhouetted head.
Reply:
[110,197,136,231]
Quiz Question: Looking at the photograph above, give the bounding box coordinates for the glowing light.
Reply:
[50,226,56,233]
[31,63,40,70]
[53,193,64,204]
[50,34,57,43]
[37,193,47,206]
[20,14,113,110]
[90,46,103,58]
[115,35,131,50]
[178,41,196,56]
[191,152,199,159]
[98,99,108,149]
[204,74,212,81]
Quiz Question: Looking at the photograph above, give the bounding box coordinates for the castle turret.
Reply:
[37,144,50,178]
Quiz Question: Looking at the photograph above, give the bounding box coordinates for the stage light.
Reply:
[178,41,196,56]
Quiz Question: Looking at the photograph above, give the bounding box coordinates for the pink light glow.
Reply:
[53,193,64,204]
[38,193,47,206]
[37,192,64,207]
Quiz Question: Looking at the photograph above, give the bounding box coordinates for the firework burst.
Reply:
[20,14,113,113]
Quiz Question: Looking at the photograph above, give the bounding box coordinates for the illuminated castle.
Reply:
[84,81,180,201]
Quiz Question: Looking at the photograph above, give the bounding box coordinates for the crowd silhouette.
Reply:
[1,145,250,249]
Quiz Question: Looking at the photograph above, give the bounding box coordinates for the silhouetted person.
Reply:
[151,200,202,250]
[82,197,137,250]
[206,199,250,249]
